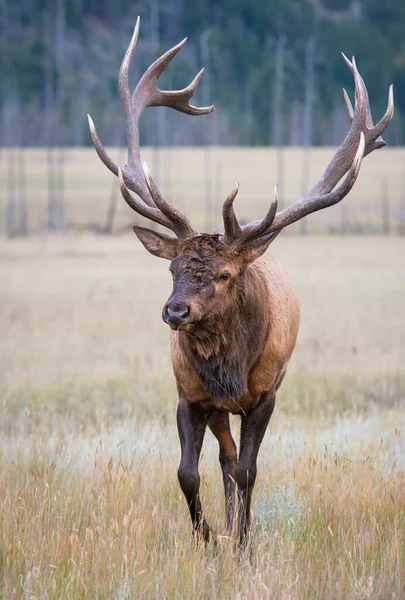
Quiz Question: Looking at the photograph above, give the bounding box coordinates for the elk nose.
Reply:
[165,305,190,326]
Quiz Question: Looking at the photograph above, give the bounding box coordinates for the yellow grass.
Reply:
[1,235,405,598]
[1,146,405,234]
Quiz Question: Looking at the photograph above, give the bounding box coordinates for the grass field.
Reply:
[1,234,405,599]
[1,146,405,235]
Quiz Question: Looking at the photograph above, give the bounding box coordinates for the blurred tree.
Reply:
[0,0,402,147]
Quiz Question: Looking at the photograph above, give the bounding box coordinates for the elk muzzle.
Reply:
[163,301,190,328]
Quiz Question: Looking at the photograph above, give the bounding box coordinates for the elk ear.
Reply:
[132,226,179,260]
[237,232,280,265]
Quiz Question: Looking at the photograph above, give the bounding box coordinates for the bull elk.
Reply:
[88,17,394,546]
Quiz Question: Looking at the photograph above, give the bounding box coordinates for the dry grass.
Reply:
[1,146,405,234]
[1,234,405,598]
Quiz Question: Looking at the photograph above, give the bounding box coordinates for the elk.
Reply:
[88,17,394,546]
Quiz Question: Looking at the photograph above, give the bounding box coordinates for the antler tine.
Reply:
[222,184,279,249]
[352,56,373,128]
[341,54,372,129]
[87,114,119,177]
[342,88,354,121]
[118,168,174,230]
[159,68,212,115]
[222,183,242,243]
[143,162,197,239]
[119,17,141,167]
[132,43,215,118]
[307,54,393,195]
[234,185,279,249]
[373,84,394,139]
[341,53,391,153]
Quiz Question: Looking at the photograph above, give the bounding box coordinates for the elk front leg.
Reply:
[208,411,237,532]
[177,398,211,542]
[236,390,276,547]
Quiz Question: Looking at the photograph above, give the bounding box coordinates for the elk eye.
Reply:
[220,272,231,281]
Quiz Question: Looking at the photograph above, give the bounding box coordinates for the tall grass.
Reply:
[2,412,404,598]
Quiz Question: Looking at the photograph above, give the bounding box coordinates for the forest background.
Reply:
[2,0,405,149]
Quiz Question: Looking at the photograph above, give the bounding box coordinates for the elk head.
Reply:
[131,173,281,331]
[88,18,394,333]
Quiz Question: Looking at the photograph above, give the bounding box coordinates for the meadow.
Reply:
[1,232,404,599]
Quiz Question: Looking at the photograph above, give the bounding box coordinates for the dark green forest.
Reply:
[2,0,405,147]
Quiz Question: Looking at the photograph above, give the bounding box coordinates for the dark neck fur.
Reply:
[179,268,269,400]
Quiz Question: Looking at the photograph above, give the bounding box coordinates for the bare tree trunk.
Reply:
[0,1,5,149]
[200,29,214,231]
[16,97,28,235]
[74,55,91,147]
[243,85,253,147]
[300,37,315,235]
[72,0,87,146]
[43,1,65,233]
[17,145,28,235]
[5,121,17,237]
[273,34,286,209]
[381,178,390,235]
[289,99,303,145]
[54,0,66,232]
[399,170,405,236]
[1,1,16,236]
[103,124,125,233]
[43,8,57,232]
[151,0,163,199]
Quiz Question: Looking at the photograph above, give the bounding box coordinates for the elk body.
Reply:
[88,17,394,545]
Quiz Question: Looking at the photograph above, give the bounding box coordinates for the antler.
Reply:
[222,183,280,250]
[222,54,394,249]
[88,16,213,239]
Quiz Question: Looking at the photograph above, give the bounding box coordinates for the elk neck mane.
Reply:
[179,262,270,400]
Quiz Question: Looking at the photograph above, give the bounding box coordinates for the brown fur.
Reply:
[133,229,300,545]
[171,246,299,412]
